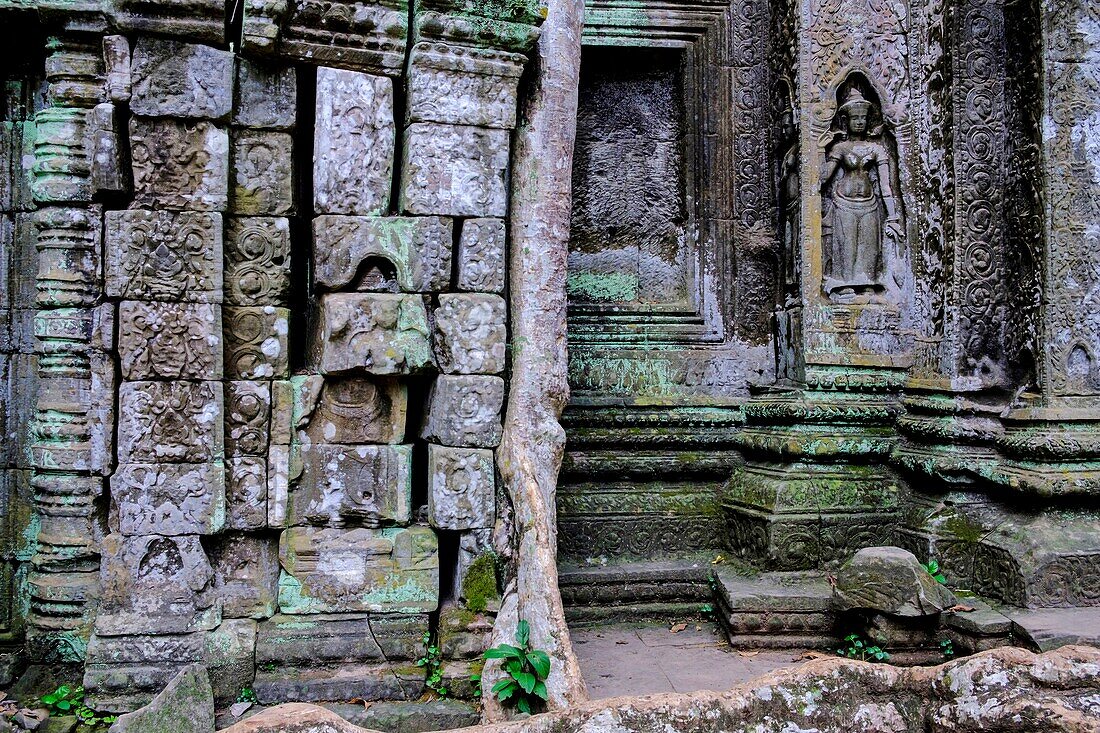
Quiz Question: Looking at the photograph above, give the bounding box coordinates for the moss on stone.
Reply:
[461,552,500,613]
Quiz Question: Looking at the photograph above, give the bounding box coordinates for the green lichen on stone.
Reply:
[566,272,639,302]
[461,552,499,613]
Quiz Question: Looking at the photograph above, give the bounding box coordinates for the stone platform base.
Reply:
[560,559,715,625]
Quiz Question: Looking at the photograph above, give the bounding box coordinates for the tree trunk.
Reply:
[485,0,587,721]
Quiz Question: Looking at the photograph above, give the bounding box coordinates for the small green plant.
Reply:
[922,558,947,584]
[258,661,277,673]
[236,687,258,704]
[707,570,719,593]
[837,634,890,662]
[939,637,955,659]
[417,631,447,698]
[700,602,715,620]
[483,619,550,715]
[39,685,117,726]
[470,672,483,699]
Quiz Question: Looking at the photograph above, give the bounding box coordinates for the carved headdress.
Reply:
[839,87,873,116]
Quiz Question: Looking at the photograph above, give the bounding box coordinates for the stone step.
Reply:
[713,570,838,649]
[559,559,716,624]
[1004,607,1100,651]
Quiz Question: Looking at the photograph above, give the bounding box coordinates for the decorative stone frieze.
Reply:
[225,217,291,306]
[210,533,280,619]
[456,217,505,293]
[117,301,222,380]
[280,0,409,75]
[130,39,234,120]
[110,462,226,536]
[422,375,504,447]
[226,457,269,530]
[230,131,295,215]
[312,215,452,293]
[106,210,223,302]
[223,306,290,379]
[233,60,297,131]
[400,123,509,217]
[300,376,407,445]
[292,444,413,527]
[312,293,433,375]
[117,381,223,464]
[112,0,227,45]
[433,294,506,374]
[129,118,229,211]
[226,380,272,457]
[427,445,495,530]
[406,43,526,129]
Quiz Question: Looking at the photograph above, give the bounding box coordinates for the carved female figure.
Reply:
[820,87,903,301]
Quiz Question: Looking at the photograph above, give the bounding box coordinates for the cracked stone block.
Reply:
[90,103,128,196]
[406,44,525,129]
[433,294,506,374]
[312,293,433,375]
[118,301,222,380]
[422,375,504,448]
[400,123,508,217]
[103,35,132,103]
[234,60,297,130]
[300,376,407,445]
[224,306,290,379]
[206,618,258,706]
[84,632,205,712]
[130,38,233,119]
[226,457,268,531]
[96,533,220,636]
[226,381,271,457]
[270,379,295,445]
[312,215,452,293]
[255,613,428,667]
[267,443,290,528]
[111,462,226,536]
[231,131,295,215]
[457,218,505,293]
[130,118,229,211]
[106,210,223,302]
[210,533,279,619]
[225,217,291,306]
[117,381,223,464]
[291,444,413,528]
[428,446,495,530]
[314,67,394,215]
[277,525,439,614]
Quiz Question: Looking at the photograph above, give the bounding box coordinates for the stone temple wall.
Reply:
[0,0,541,711]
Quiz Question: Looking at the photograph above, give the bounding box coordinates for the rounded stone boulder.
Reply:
[833,546,957,616]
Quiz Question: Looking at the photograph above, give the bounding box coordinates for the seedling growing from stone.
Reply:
[939,638,955,659]
[484,619,551,715]
[417,631,447,697]
[837,633,890,662]
[921,559,947,584]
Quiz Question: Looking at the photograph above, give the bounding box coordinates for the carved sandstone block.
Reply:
[118,301,222,380]
[399,123,508,217]
[234,60,297,130]
[130,118,229,211]
[111,462,226,536]
[314,67,395,215]
[224,306,290,379]
[225,217,291,306]
[457,218,505,293]
[292,443,413,527]
[226,457,268,530]
[106,210,223,302]
[278,525,439,614]
[406,43,525,129]
[210,533,279,619]
[96,533,220,636]
[130,38,234,119]
[226,381,271,457]
[422,375,504,447]
[300,376,407,444]
[89,103,128,196]
[231,131,295,215]
[117,381,223,463]
[103,35,132,103]
[433,294,506,374]
[312,293,433,375]
[428,446,495,530]
[312,216,451,292]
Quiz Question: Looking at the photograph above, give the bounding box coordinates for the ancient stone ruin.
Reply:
[0,0,1097,728]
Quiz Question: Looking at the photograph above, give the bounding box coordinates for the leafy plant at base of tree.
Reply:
[921,559,947,584]
[837,633,890,662]
[417,631,447,698]
[483,620,551,715]
[939,637,955,659]
[236,687,258,703]
[39,685,117,726]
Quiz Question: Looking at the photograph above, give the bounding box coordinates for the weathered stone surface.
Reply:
[252,663,424,705]
[224,306,290,379]
[206,618,258,706]
[226,457,268,531]
[130,118,229,211]
[117,381,223,464]
[326,699,480,732]
[109,663,214,733]
[89,103,128,196]
[255,613,426,666]
[210,534,279,619]
[220,702,383,733]
[268,443,290,528]
[118,301,222,380]
[300,377,407,445]
[130,39,234,119]
[106,210,223,302]
[292,444,413,528]
[225,217,291,306]
[234,61,297,130]
[833,546,957,617]
[400,123,509,217]
[406,44,525,129]
[226,381,271,457]
[312,294,433,375]
[231,131,295,216]
[312,216,452,293]
[96,534,219,636]
[103,35,132,103]
[455,529,499,610]
[428,446,495,530]
[314,68,395,216]
[433,294,507,374]
[457,217,506,293]
[278,526,439,614]
[422,375,504,447]
[111,463,225,536]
